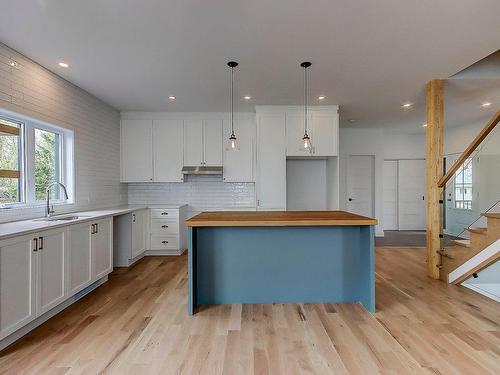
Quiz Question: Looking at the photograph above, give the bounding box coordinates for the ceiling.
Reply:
[0,0,499,129]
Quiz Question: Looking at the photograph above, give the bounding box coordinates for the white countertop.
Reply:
[0,204,187,241]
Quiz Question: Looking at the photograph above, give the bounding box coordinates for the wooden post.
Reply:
[426,80,444,279]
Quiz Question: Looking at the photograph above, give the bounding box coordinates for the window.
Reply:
[454,158,472,210]
[0,111,73,208]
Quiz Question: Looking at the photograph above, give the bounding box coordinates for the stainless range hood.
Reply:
[182,166,223,175]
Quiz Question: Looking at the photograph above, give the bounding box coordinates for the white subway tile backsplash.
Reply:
[128,175,256,212]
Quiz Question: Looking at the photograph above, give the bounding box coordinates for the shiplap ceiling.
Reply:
[0,0,499,129]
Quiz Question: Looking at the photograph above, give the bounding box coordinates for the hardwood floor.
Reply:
[0,248,499,374]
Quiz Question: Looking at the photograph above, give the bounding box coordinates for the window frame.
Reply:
[453,158,473,211]
[0,110,74,209]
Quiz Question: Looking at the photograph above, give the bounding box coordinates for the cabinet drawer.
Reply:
[150,236,179,250]
[150,219,178,235]
[150,209,179,219]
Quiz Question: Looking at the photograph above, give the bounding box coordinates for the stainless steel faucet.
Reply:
[46,182,69,217]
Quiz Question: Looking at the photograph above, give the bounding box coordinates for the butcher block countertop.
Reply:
[185,210,377,227]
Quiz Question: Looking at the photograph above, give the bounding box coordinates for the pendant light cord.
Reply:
[304,65,308,135]
[231,66,234,136]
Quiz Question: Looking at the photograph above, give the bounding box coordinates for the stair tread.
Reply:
[452,239,471,248]
[465,227,487,234]
[482,212,500,219]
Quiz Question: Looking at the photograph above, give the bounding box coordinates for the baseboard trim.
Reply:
[145,248,186,256]
[0,275,109,352]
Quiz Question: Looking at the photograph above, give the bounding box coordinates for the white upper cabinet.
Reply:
[256,110,286,210]
[310,109,338,156]
[203,119,223,166]
[285,107,338,157]
[223,115,255,182]
[184,119,223,167]
[153,120,184,182]
[121,119,153,182]
[183,119,204,166]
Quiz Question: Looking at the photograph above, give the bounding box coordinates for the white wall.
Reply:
[383,132,425,160]
[286,159,327,210]
[0,43,126,223]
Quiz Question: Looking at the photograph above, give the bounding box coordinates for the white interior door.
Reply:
[383,161,399,230]
[398,159,426,230]
[346,155,374,217]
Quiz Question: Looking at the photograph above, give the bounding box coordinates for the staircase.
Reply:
[440,213,500,283]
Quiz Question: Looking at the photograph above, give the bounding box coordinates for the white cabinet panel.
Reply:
[223,116,255,182]
[93,218,113,280]
[183,119,204,166]
[0,235,36,339]
[153,119,184,182]
[203,119,223,166]
[121,119,153,182]
[311,111,338,156]
[132,210,147,258]
[256,112,286,210]
[286,113,311,157]
[67,223,92,295]
[36,229,66,315]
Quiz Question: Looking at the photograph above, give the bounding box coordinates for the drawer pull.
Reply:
[161,225,169,228]
[161,212,169,216]
[161,240,169,244]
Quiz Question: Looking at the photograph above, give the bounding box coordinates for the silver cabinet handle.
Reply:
[161,240,169,244]
[33,238,38,252]
[91,224,95,234]
[95,223,98,233]
[161,225,169,228]
[161,212,168,216]
[38,236,43,250]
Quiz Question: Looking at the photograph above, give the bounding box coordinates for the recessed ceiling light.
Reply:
[8,60,17,67]
[402,103,412,108]
[58,62,69,68]
[168,96,176,100]
[244,96,251,100]
[481,102,492,108]
[422,123,428,128]
[318,96,325,100]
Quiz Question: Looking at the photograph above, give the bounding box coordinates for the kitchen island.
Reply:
[185,211,377,315]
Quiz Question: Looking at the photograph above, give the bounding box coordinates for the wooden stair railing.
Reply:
[438,109,500,188]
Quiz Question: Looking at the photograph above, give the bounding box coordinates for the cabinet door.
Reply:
[311,111,338,156]
[286,113,312,157]
[121,119,153,182]
[37,229,66,315]
[93,218,113,280]
[183,119,204,166]
[0,235,36,339]
[67,223,92,295]
[223,116,255,182]
[153,119,184,182]
[132,210,147,258]
[203,119,223,166]
[256,113,286,210]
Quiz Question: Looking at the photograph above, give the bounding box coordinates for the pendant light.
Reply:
[227,61,238,150]
[300,61,312,151]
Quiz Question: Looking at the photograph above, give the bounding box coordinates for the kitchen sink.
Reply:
[34,215,89,222]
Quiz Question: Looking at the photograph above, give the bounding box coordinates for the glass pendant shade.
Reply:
[302,132,311,150]
[228,132,238,150]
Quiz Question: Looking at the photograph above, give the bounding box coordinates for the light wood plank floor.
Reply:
[0,248,498,374]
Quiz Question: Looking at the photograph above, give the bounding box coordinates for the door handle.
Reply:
[161,240,169,244]
[161,225,169,228]
[348,198,354,202]
[38,237,43,250]
[161,212,169,216]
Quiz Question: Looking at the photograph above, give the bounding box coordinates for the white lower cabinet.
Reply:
[0,218,114,341]
[92,218,113,280]
[36,229,66,315]
[67,222,92,295]
[131,210,147,258]
[149,206,187,254]
[113,209,147,266]
[0,234,36,340]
